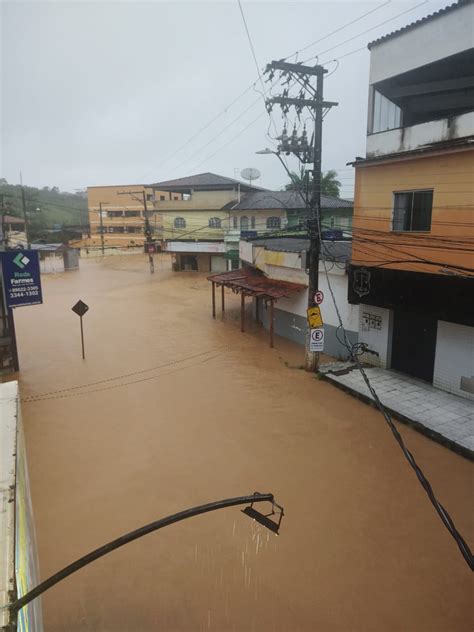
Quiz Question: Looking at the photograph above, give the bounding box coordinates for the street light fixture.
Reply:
[8,492,285,621]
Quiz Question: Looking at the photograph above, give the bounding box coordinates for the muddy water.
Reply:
[13,255,473,631]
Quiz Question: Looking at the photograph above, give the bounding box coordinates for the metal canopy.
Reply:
[207,267,305,301]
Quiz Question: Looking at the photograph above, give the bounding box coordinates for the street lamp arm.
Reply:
[9,492,280,616]
[256,149,308,210]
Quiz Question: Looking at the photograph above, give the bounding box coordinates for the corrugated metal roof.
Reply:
[2,215,25,224]
[227,190,353,211]
[207,267,306,300]
[368,0,470,49]
[150,172,267,192]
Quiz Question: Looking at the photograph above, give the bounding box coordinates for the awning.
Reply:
[207,267,306,301]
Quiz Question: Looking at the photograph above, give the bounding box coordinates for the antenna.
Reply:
[240,167,261,188]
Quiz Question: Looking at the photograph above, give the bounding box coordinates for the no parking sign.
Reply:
[309,328,324,352]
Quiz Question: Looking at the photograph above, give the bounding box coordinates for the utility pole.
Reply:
[264,60,337,371]
[142,191,154,274]
[99,203,105,255]
[20,186,30,249]
[118,190,155,274]
[0,194,6,250]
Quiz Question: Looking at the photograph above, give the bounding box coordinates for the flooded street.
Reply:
[13,255,473,631]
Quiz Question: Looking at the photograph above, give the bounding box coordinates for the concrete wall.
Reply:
[369,2,473,84]
[367,112,474,158]
[88,184,166,247]
[353,150,474,274]
[256,267,359,360]
[434,321,474,401]
[358,305,393,368]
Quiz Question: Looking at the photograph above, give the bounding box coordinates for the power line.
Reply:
[315,206,474,570]
[23,351,222,404]
[301,0,429,64]
[282,0,392,61]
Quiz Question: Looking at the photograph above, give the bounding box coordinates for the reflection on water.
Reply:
[14,255,473,631]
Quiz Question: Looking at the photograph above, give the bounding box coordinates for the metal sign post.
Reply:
[72,300,89,359]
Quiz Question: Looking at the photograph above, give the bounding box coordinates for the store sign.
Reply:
[309,328,324,352]
[0,251,43,308]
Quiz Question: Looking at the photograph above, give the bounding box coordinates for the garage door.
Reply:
[210,255,227,272]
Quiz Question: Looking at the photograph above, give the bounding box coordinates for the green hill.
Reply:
[0,180,88,239]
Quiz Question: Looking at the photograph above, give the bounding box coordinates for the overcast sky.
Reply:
[1,0,450,196]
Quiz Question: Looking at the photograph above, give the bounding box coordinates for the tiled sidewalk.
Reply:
[320,362,474,459]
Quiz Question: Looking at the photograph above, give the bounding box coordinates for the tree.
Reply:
[284,168,341,198]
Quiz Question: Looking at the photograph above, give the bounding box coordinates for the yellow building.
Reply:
[348,0,474,400]
[150,173,266,271]
[86,184,176,248]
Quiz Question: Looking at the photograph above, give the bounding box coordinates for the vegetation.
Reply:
[284,168,342,198]
[0,179,87,241]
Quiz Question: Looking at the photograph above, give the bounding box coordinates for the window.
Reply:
[174,217,186,229]
[209,217,222,228]
[108,226,125,233]
[146,194,153,201]
[125,226,142,234]
[160,195,166,201]
[372,89,402,133]
[124,211,140,217]
[392,190,433,232]
[107,210,123,218]
[251,216,255,229]
[233,216,238,229]
[240,216,249,231]
[266,216,281,229]
[173,196,179,200]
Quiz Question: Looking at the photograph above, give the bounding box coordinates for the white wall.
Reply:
[265,264,359,333]
[358,305,393,368]
[369,2,473,84]
[366,112,474,157]
[434,321,474,401]
[166,241,225,253]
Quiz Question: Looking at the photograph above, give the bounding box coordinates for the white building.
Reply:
[239,237,359,359]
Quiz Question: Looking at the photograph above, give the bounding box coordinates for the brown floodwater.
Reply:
[11,255,473,631]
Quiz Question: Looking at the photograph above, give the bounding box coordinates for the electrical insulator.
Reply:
[290,126,299,151]
[299,128,308,151]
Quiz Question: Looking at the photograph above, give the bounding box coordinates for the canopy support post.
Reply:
[269,300,274,348]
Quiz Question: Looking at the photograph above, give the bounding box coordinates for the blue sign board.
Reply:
[1,250,43,308]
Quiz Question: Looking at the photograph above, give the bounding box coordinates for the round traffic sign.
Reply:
[314,290,324,305]
[310,329,323,342]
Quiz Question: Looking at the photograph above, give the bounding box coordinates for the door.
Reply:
[391,309,437,382]
[181,255,198,271]
[210,255,226,272]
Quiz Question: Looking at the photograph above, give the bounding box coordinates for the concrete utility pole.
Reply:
[99,203,105,255]
[118,190,155,274]
[264,60,337,371]
[142,191,154,274]
[19,171,31,249]
[0,195,6,250]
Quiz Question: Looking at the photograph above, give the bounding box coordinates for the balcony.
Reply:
[367,111,474,158]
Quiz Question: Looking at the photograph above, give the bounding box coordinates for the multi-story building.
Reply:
[150,172,266,272]
[348,0,474,400]
[87,184,174,248]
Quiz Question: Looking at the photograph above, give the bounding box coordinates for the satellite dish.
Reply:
[240,167,261,187]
